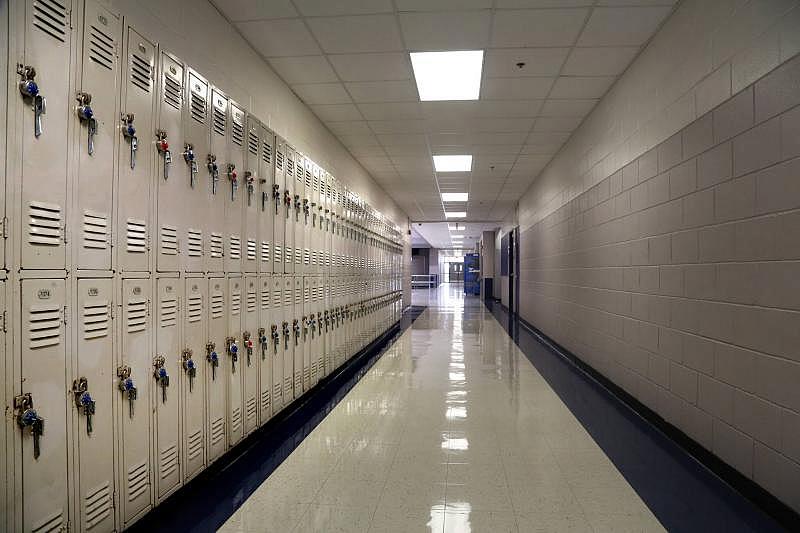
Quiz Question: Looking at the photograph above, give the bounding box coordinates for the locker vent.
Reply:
[310,250,317,267]
[190,92,206,124]
[262,140,272,164]
[295,248,302,265]
[187,429,203,461]
[130,53,152,93]
[126,299,147,333]
[32,0,67,43]
[247,130,259,155]
[28,201,62,246]
[273,383,281,402]
[127,461,148,501]
[89,25,115,71]
[229,235,241,260]
[163,74,182,110]
[82,301,109,340]
[187,229,203,257]
[231,120,244,147]
[284,376,292,396]
[160,297,177,327]
[272,289,281,308]
[286,158,294,178]
[209,233,223,258]
[28,304,61,349]
[82,211,108,249]
[159,444,178,479]
[261,390,271,412]
[294,287,302,305]
[261,286,270,310]
[285,246,293,265]
[303,286,310,301]
[283,290,292,307]
[260,241,270,263]
[30,508,64,533]
[247,239,256,261]
[84,481,112,529]
[274,245,282,264]
[303,249,310,266]
[187,294,202,323]
[231,407,241,434]
[231,291,241,315]
[212,106,225,136]
[211,417,225,447]
[246,397,257,422]
[247,290,256,313]
[160,225,178,256]
[275,149,283,170]
[305,169,312,188]
[211,292,224,319]
[126,219,147,253]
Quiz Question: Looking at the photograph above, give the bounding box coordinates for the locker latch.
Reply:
[183,143,197,187]
[245,172,255,207]
[14,393,44,459]
[258,327,268,359]
[259,177,268,211]
[117,366,137,418]
[323,310,329,333]
[243,331,253,366]
[303,199,310,223]
[282,322,290,349]
[309,315,316,339]
[17,65,45,138]
[294,194,301,222]
[182,349,196,392]
[226,336,238,372]
[207,154,219,195]
[121,113,137,169]
[283,190,291,217]
[156,130,171,180]
[227,164,238,201]
[271,325,280,354]
[272,184,281,215]
[206,342,219,381]
[72,377,95,436]
[153,355,170,404]
[301,316,308,340]
[75,92,96,155]
[292,319,300,345]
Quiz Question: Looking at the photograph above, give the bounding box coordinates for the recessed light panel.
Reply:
[445,212,467,218]
[434,155,473,172]
[441,192,469,202]
[410,50,483,101]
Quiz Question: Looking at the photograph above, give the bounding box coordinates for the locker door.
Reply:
[117,27,155,273]
[310,275,322,387]
[226,277,243,446]
[0,282,4,526]
[206,89,228,273]
[301,276,311,392]
[258,127,275,274]
[270,275,284,412]
[154,279,181,500]
[258,275,272,423]
[18,0,73,270]
[183,278,206,480]
[272,139,286,276]
[119,278,151,524]
[283,145,295,275]
[75,1,120,271]
[183,70,209,273]
[155,53,184,273]
[75,279,114,532]
[225,103,245,273]
[295,154,308,274]
[242,276,259,434]
[326,278,335,373]
[243,116,260,273]
[292,275,304,397]
[19,279,67,533]
[282,275,294,401]
[206,278,227,462]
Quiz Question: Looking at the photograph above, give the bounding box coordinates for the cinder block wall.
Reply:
[518,0,800,512]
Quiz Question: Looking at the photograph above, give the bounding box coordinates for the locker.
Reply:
[155,52,184,273]
[74,1,121,271]
[309,275,323,387]
[226,276,243,446]
[272,138,287,274]
[283,145,295,275]
[18,279,68,533]
[117,27,156,273]
[154,278,182,500]
[0,282,4,527]
[182,70,209,273]
[309,167,319,275]
[119,277,152,525]
[257,275,272,423]
[224,102,245,273]
[205,278,227,462]
[17,0,74,269]
[301,276,311,391]
[75,278,115,532]
[281,275,294,401]
[292,275,304,397]
[243,115,260,273]
[294,153,308,274]
[269,275,285,412]
[242,275,259,434]
[205,89,228,273]
[258,126,275,274]
[182,277,206,481]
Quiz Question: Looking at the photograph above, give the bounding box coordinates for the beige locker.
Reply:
[18,279,68,533]
[183,70,209,273]
[309,275,323,387]
[301,277,311,392]
[75,278,115,532]
[155,53,184,273]
[154,278,182,500]
[0,0,6,271]
[18,0,74,270]
[243,115,260,273]
[257,276,273,423]
[224,102,245,274]
[272,139,286,274]
[283,145,296,275]
[242,275,259,434]
[292,275,303,397]
[281,275,294,402]
[205,278,227,462]
[182,277,206,480]
[310,166,322,275]
[258,126,275,274]
[205,89,228,273]
[293,153,307,274]
[269,275,284,413]
[226,276,243,446]
[119,278,152,525]
[0,281,5,528]
[74,1,120,271]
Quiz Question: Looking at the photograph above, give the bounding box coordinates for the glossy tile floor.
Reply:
[220,284,664,532]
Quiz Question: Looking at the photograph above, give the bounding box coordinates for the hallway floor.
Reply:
[220,285,662,532]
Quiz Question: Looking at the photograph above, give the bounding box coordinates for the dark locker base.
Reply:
[129,305,427,532]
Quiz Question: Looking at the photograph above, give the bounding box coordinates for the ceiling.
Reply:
[213,0,675,222]
[413,222,500,249]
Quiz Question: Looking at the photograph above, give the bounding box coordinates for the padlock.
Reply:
[227,336,238,372]
[245,172,255,206]
[206,341,219,380]
[156,129,171,179]
[121,113,137,169]
[227,163,238,201]
[18,65,45,138]
[183,143,198,187]
[183,349,197,392]
[273,184,281,214]
[117,366,138,418]
[243,331,253,366]
[258,327,268,359]
[153,355,169,404]
[271,324,280,354]
[207,154,219,194]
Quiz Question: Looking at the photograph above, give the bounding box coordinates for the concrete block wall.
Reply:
[517,0,800,513]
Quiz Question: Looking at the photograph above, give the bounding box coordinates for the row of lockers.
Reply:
[4,274,402,532]
[6,0,404,276]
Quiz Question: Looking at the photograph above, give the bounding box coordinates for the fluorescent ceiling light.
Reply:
[441,192,469,202]
[434,155,472,172]
[410,50,483,101]
[445,212,467,218]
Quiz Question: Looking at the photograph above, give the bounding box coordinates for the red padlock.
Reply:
[158,139,169,153]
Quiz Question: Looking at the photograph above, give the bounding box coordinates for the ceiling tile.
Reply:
[471,118,535,132]
[307,15,403,54]
[491,9,589,47]
[310,103,363,122]
[376,133,428,146]
[293,0,393,16]
[468,132,528,145]
[345,80,419,102]
[358,102,423,120]
[396,0,492,10]
[337,134,381,147]
[235,19,320,57]
[482,77,554,100]
[539,99,597,117]
[421,101,481,119]
[526,132,571,145]
[577,7,672,46]
[292,82,352,104]
[483,48,569,77]
[212,0,298,22]
[471,144,523,155]
[328,53,413,81]
[549,76,615,99]
[268,56,338,84]
[383,144,430,156]
[369,120,427,134]
[475,100,543,118]
[326,120,373,135]
[533,116,582,132]
[520,143,561,155]
[347,145,388,157]
[562,46,640,76]
[399,11,491,50]
[497,0,592,6]
[514,155,551,168]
